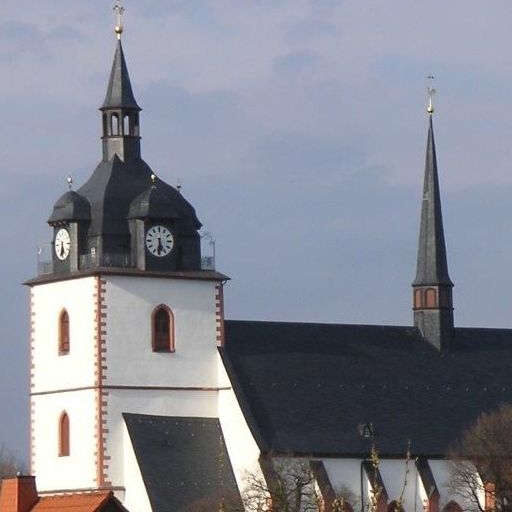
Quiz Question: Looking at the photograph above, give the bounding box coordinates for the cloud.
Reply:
[285,19,338,42]
[3,0,512,459]
[273,51,322,76]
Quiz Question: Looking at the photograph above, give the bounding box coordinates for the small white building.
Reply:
[25,15,507,512]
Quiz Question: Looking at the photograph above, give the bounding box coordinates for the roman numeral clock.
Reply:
[145,225,174,257]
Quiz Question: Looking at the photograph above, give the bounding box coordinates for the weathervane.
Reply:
[426,75,436,115]
[113,1,125,40]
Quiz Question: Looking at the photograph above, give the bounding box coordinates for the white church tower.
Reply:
[26,7,228,501]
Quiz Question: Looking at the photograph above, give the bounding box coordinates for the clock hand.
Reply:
[157,237,163,255]
[60,242,65,258]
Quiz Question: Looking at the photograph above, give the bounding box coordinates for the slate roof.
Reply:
[128,181,184,220]
[48,191,91,224]
[413,116,452,286]
[221,320,512,458]
[76,156,200,239]
[102,40,140,111]
[123,413,242,512]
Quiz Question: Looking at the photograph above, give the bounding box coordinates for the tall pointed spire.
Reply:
[102,40,140,111]
[412,94,454,351]
[413,116,452,287]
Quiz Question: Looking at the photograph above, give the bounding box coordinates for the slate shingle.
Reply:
[123,414,242,512]
[222,320,512,457]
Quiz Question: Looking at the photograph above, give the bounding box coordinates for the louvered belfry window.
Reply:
[152,305,174,352]
[59,310,70,355]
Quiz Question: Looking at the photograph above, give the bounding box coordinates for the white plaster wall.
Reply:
[415,472,431,512]
[218,380,262,492]
[429,459,482,511]
[319,458,477,512]
[380,460,418,510]
[122,422,152,512]
[104,388,219,487]
[322,459,362,503]
[32,390,97,492]
[32,278,96,392]
[103,276,219,387]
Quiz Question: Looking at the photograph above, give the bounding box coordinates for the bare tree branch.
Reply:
[448,404,512,512]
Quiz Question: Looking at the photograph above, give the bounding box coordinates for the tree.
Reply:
[237,457,358,512]
[447,404,512,512]
[242,458,320,512]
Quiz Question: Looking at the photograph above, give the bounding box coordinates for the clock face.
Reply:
[55,228,71,261]
[145,225,174,258]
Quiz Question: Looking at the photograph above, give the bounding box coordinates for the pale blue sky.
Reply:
[2,0,512,458]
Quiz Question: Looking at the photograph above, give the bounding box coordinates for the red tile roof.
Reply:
[31,491,121,511]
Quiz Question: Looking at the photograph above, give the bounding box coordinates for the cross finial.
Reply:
[426,75,436,115]
[113,1,125,40]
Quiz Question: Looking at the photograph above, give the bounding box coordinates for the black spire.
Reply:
[412,115,454,351]
[413,116,452,286]
[102,40,140,111]
[100,41,141,162]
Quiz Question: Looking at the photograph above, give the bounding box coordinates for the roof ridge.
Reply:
[224,319,419,329]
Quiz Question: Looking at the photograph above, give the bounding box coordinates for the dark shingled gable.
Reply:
[221,320,512,458]
[123,414,242,512]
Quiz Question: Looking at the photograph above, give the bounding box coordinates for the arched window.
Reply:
[152,305,175,352]
[133,115,140,137]
[111,114,119,136]
[414,289,424,308]
[59,310,70,355]
[102,113,108,136]
[426,288,437,308]
[59,412,70,457]
[442,502,462,512]
[123,115,130,136]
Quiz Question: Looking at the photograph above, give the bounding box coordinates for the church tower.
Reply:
[412,99,454,351]
[27,11,227,498]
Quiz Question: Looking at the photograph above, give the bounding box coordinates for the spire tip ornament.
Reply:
[113,1,125,40]
[426,75,436,115]
[67,175,73,191]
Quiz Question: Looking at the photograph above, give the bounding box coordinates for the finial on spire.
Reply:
[426,75,436,115]
[151,173,157,186]
[177,178,182,193]
[67,175,73,191]
[113,1,125,40]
